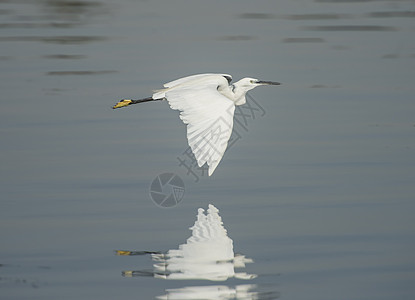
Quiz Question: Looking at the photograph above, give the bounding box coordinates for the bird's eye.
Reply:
[250,80,255,84]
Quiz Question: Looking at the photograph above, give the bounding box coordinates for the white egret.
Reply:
[113,73,280,175]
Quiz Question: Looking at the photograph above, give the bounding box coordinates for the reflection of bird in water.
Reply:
[116,204,256,281]
[113,74,280,175]
[156,284,279,300]
[152,204,256,281]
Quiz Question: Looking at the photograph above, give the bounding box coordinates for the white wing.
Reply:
[153,74,235,176]
[163,73,232,88]
[153,73,232,99]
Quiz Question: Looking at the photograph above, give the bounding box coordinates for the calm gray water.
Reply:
[1,0,415,299]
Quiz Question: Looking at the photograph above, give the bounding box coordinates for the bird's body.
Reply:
[113,73,280,175]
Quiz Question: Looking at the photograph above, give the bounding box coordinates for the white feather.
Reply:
[163,73,231,88]
[153,74,235,176]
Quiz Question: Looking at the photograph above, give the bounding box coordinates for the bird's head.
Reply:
[231,77,281,106]
[237,77,280,91]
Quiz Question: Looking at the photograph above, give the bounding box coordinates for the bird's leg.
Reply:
[112,97,163,109]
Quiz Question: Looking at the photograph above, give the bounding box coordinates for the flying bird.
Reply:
[112,73,280,175]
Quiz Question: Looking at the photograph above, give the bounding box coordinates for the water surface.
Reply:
[1,0,414,299]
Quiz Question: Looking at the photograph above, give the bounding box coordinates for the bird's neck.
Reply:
[230,84,249,106]
[218,84,248,106]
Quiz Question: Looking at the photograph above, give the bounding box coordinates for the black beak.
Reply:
[257,80,281,85]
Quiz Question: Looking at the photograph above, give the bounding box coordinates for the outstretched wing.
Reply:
[157,74,235,176]
[163,73,232,88]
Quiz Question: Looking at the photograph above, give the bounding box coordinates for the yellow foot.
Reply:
[112,99,132,109]
[115,250,132,256]
[122,270,134,277]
